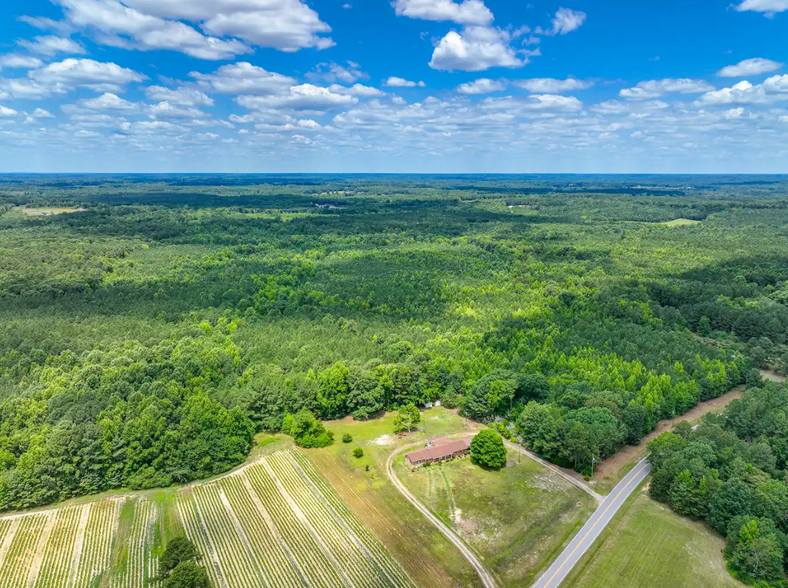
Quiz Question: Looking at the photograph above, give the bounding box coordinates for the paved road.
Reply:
[531,458,652,588]
[385,447,498,588]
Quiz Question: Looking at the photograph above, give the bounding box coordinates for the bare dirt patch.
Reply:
[592,388,743,492]
[16,207,86,216]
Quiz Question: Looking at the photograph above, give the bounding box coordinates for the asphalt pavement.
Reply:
[531,458,652,588]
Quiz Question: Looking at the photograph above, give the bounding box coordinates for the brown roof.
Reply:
[405,438,472,463]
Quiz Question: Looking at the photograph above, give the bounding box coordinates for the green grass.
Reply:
[304,408,486,588]
[399,452,596,587]
[564,491,745,588]
[659,218,702,227]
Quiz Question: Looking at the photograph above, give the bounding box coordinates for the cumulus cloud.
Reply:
[430,27,524,72]
[620,78,715,99]
[384,77,426,87]
[308,61,366,84]
[480,94,583,112]
[544,8,586,35]
[457,78,507,94]
[717,58,782,77]
[734,0,788,14]
[29,108,54,118]
[145,86,213,106]
[147,101,207,118]
[29,58,146,92]
[328,84,385,97]
[117,0,334,51]
[513,78,592,93]
[236,84,357,112]
[392,0,494,25]
[77,92,140,112]
[0,106,19,117]
[191,63,295,95]
[0,79,54,100]
[18,36,86,56]
[0,55,45,70]
[695,75,788,105]
[52,0,249,60]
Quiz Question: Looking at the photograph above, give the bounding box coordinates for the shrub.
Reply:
[470,429,507,469]
[286,409,334,448]
[342,433,353,443]
[353,447,364,458]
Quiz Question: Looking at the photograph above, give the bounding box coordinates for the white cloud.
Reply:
[53,0,249,60]
[308,61,366,84]
[147,101,207,118]
[237,84,357,112]
[392,0,494,25]
[18,36,86,56]
[0,106,19,117]
[620,78,715,99]
[328,84,385,97]
[513,77,592,93]
[0,79,55,99]
[18,16,74,35]
[191,62,295,94]
[120,0,334,52]
[735,0,788,14]
[145,85,213,106]
[430,27,524,72]
[549,8,586,35]
[481,94,583,112]
[457,78,506,94]
[592,99,669,114]
[717,58,782,77]
[80,92,140,112]
[0,54,44,70]
[29,108,54,118]
[695,76,788,105]
[29,58,145,92]
[384,77,426,88]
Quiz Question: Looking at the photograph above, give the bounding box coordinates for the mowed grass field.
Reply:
[305,408,487,588]
[0,449,416,588]
[564,491,745,588]
[399,451,596,587]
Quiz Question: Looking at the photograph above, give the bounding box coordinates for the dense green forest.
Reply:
[1,174,787,512]
[649,380,788,587]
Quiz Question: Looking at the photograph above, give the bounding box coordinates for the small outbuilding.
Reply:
[404,436,472,467]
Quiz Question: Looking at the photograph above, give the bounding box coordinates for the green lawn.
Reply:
[564,491,745,588]
[398,450,596,588]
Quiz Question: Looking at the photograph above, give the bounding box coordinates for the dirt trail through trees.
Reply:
[592,388,743,488]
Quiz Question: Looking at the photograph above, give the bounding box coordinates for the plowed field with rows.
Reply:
[0,450,415,588]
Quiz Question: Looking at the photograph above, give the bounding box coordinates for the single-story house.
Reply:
[404,436,472,467]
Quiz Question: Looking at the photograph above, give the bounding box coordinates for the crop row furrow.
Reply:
[266,453,386,588]
[192,483,265,588]
[176,490,227,588]
[288,452,415,588]
[245,463,346,588]
[34,505,82,588]
[219,474,305,588]
[74,499,120,588]
[114,499,157,588]
[0,513,48,588]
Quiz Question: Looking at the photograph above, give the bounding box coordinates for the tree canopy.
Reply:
[471,429,507,470]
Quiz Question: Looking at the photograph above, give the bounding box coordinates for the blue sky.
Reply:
[0,0,786,173]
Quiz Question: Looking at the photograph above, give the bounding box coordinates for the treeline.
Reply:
[648,381,788,587]
[0,321,253,511]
